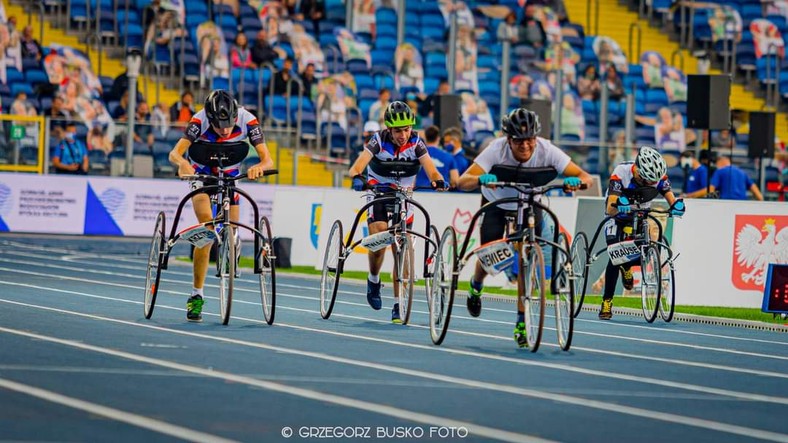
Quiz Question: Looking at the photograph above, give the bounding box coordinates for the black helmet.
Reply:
[501,108,541,139]
[205,90,238,129]
[384,101,416,128]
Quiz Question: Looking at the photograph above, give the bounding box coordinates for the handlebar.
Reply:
[484,182,588,194]
[359,182,449,193]
[180,169,279,183]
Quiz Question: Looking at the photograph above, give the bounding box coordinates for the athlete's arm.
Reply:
[457,163,486,191]
[348,150,373,177]
[562,161,593,189]
[749,183,764,201]
[169,138,194,177]
[417,154,444,184]
[248,142,274,180]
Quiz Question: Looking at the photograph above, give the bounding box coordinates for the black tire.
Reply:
[393,234,415,325]
[522,244,546,352]
[658,237,675,323]
[424,225,441,303]
[217,225,236,325]
[143,211,166,319]
[554,233,574,351]
[570,232,589,318]
[430,227,457,345]
[320,220,343,319]
[641,244,661,323]
[258,216,276,325]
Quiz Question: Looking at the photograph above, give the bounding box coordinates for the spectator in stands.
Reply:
[417,125,459,191]
[367,88,390,126]
[710,129,735,149]
[417,79,450,118]
[251,30,280,67]
[169,91,195,127]
[362,120,380,142]
[3,16,22,72]
[87,126,113,155]
[10,91,38,147]
[701,155,764,201]
[134,101,155,149]
[112,91,130,122]
[273,57,299,96]
[300,63,317,99]
[528,0,569,23]
[52,122,89,175]
[48,96,72,140]
[19,26,42,63]
[603,65,625,100]
[150,102,170,138]
[520,6,546,50]
[405,93,422,129]
[442,126,470,175]
[577,65,601,101]
[679,150,710,198]
[230,32,256,69]
[107,69,142,103]
[497,11,519,44]
[142,0,165,42]
[144,11,186,58]
[298,0,325,36]
[212,0,239,17]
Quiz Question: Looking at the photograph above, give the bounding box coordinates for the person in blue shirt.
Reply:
[416,125,458,190]
[695,155,764,200]
[679,150,708,197]
[442,126,470,175]
[52,122,88,175]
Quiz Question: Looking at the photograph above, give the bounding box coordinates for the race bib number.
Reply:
[475,240,516,276]
[607,240,640,266]
[181,225,218,248]
[360,231,395,252]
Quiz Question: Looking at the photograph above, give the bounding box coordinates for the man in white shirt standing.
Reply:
[456,108,593,347]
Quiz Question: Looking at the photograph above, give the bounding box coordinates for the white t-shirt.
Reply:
[474,136,571,210]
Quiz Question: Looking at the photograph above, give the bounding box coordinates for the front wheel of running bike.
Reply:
[570,231,589,318]
[554,232,575,351]
[320,220,343,319]
[641,244,661,323]
[217,225,236,325]
[658,237,675,323]
[521,243,546,352]
[393,234,415,325]
[430,226,457,345]
[143,211,166,319]
[425,225,441,302]
[257,216,276,325]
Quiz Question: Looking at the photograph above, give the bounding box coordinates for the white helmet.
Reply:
[635,146,667,183]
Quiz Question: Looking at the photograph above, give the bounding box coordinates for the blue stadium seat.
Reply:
[375,8,397,26]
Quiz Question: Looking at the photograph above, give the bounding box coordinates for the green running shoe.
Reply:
[186,295,204,322]
[514,321,528,348]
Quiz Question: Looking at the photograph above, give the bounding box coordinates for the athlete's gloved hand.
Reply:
[432,180,448,191]
[563,177,582,190]
[616,196,632,214]
[670,199,686,217]
[478,174,498,186]
[351,175,366,191]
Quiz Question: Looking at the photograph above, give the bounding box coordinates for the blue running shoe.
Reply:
[367,279,382,310]
[391,303,401,324]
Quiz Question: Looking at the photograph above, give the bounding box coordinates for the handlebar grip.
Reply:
[263,169,279,176]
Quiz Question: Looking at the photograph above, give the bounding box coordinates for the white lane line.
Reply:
[4,249,788,347]
[1,300,787,443]
[0,377,238,443]
[0,324,554,443]
[2,261,786,364]
[3,267,788,382]
[2,284,788,408]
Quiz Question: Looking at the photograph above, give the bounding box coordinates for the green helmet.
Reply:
[384,101,416,128]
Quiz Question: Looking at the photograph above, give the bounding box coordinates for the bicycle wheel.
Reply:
[570,231,589,318]
[217,225,236,325]
[320,220,343,319]
[521,244,546,352]
[424,225,441,302]
[257,216,276,325]
[143,211,166,319]
[658,237,675,323]
[641,244,661,323]
[430,226,457,345]
[393,234,415,325]
[554,233,574,351]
